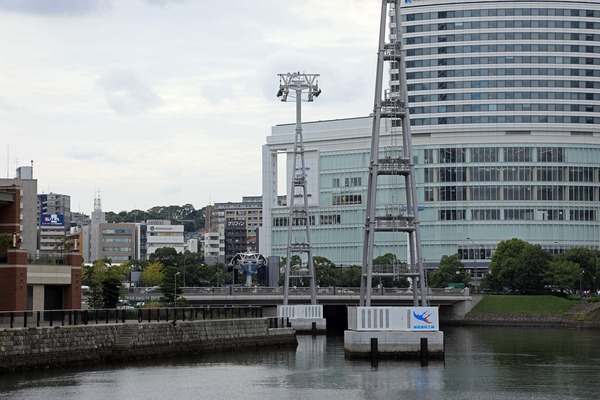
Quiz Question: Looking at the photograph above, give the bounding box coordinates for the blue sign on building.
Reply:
[41,214,64,226]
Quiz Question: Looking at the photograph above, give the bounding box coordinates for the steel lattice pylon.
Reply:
[277,72,321,305]
[359,1,427,307]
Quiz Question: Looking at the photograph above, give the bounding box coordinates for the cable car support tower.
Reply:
[276,72,321,306]
[360,0,427,308]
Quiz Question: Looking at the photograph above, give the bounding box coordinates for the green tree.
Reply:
[149,247,178,266]
[555,247,600,291]
[544,260,581,292]
[313,256,336,286]
[0,233,12,260]
[427,254,470,288]
[141,262,165,287]
[85,258,126,308]
[489,238,551,293]
[373,252,410,288]
[160,265,182,305]
[87,259,109,308]
[101,274,122,308]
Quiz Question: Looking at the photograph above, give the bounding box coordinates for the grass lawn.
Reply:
[470,295,580,315]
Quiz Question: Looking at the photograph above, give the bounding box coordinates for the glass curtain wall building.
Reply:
[261,0,600,283]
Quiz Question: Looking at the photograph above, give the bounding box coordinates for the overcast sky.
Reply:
[1,0,380,214]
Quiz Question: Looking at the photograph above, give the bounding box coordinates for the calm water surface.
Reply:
[1,326,599,400]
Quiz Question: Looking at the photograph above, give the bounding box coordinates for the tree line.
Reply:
[105,204,205,233]
[82,237,600,308]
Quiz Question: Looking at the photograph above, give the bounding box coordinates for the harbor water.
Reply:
[0,326,599,400]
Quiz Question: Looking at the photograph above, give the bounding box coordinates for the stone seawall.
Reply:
[0,318,297,372]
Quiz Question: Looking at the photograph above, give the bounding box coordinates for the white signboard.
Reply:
[408,307,439,331]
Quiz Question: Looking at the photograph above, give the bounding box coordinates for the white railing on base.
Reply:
[277,305,323,319]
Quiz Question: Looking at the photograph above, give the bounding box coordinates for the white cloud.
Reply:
[0,0,381,212]
[96,69,163,116]
[0,0,110,16]
[0,94,15,111]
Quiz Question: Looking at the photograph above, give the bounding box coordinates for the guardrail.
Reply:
[0,306,263,329]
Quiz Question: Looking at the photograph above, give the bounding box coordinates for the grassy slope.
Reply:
[469,295,580,315]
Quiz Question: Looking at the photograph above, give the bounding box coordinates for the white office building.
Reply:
[143,220,184,258]
[261,0,600,281]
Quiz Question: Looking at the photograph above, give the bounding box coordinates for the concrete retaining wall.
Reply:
[0,318,297,372]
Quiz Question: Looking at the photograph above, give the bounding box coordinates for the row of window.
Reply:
[103,238,132,243]
[102,229,133,235]
[102,247,132,252]
[332,177,362,188]
[425,167,597,183]
[411,104,600,114]
[427,186,597,202]
[458,247,494,261]
[409,91,600,103]
[404,68,600,81]
[406,56,600,68]
[425,147,565,164]
[333,194,363,206]
[273,214,341,226]
[411,115,599,126]
[406,79,600,92]
[407,32,600,45]
[405,20,600,34]
[407,44,600,57]
[439,208,596,221]
[403,8,600,20]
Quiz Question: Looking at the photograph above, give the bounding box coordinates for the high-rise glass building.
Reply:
[261,0,600,283]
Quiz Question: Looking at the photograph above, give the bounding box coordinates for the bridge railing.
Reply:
[0,306,263,330]
[127,286,470,297]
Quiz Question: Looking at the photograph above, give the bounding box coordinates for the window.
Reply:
[342,176,362,187]
[320,214,341,225]
[439,209,466,220]
[333,194,362,205]
[471,209,500,220]
[471,186,500,201]
[471,147,498,162]
[440,148,465,163]
[570,209,596,221]
[505,209,533,220]
[569,167,594,182]
[504,147,532,162]
[538,147,564,162]
[273,217,289,227]
[440,186,466,201]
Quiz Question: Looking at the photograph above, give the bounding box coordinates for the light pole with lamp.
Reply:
[467,237,477,286]
[174,271,181,306]
[182,253,186,288]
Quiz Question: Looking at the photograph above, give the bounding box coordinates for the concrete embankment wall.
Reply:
[0,318,297,372]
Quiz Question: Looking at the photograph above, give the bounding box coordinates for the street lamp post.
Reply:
[183,254,186,288]
[467,237,477,286]
[174,271,181,306]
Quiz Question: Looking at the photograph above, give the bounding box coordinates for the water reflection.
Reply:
[0,327,599,400]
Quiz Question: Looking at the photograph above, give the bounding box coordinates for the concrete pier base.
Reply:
[278,305,326,334]
[344,329,444,360]
[288,317,327,335]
